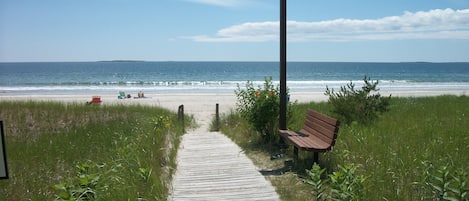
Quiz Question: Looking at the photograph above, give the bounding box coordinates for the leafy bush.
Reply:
[325,76,391,125]
[305,164,328,201]
[329,164,367,201]
[422,162,468,201]
[235,77,283,143]
[53,161,100,201]
[305,163,367,201]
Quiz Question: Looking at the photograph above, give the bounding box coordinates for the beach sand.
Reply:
[0,90,466,130]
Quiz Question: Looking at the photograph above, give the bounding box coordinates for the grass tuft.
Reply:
[218,95,469,201]
[0,101,191,200]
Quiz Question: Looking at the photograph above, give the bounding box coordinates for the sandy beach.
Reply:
[0,90,467,130]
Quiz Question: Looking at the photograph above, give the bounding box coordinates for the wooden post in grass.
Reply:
[215,103,220,132]
[178,105,185,133]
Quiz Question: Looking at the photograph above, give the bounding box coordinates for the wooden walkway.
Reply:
[169,131,280,201]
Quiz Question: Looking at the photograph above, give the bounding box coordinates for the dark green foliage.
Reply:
[53,161,100,201]
[329,164,367,201]
[423,162,469,201]
[235,77,281,143]
[325,76,391,125]
[305,163,367,201]
[305,164,328,201]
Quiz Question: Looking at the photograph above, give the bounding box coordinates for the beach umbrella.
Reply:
[279,0,287,130]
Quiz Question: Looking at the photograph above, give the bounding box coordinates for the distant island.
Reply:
[98,60,146,62]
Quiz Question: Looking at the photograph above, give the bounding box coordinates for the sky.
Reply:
[1,0,469,62]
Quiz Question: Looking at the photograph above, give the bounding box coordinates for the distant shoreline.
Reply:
[2,61,469,64]
[1,91,467,129]
[98,60,146,62]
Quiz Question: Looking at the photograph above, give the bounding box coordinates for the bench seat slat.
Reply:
[279,129,331,151]
[295,131,331,151]
[279,109,340,159]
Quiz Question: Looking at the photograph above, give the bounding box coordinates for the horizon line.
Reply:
[1,60,469,63]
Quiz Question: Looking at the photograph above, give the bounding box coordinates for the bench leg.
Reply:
[293,147,299,161]
[313,152,319,164]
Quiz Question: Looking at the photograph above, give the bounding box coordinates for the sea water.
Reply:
[1,61,469,95]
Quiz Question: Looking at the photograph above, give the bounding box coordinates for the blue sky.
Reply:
[1,0,468,62]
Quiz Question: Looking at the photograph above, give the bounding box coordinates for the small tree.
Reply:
[235,77,281,143]
[325,76,391,125]
[305,164,328,201]
[305,163,367,201]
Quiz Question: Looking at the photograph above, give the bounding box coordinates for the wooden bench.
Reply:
[279,109,340,163]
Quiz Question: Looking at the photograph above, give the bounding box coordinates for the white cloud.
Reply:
[184,8,469,42]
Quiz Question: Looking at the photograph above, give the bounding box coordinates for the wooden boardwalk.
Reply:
[169,131,280,201]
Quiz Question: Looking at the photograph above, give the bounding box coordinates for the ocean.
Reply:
[1,61,469,95]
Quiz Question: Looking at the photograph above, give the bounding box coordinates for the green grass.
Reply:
[218,95,469,200]
[0,101,191,200]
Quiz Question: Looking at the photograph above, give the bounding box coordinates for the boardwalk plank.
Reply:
[170,132,280,201]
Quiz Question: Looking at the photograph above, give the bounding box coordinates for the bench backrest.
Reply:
[302,109,340,147]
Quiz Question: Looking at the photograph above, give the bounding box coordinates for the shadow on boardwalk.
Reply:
[169,130,280,201]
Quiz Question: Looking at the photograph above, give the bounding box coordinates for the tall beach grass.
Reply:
[218,95,469,200]
[0,101,190,200]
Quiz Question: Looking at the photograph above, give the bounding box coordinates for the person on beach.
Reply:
[138,91,144,98]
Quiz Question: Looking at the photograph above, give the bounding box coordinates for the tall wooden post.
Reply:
[178,105,185,133]
[215,103,220,132]
[279,0,287,130]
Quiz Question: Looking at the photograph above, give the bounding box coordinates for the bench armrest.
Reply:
[279,129,296,136]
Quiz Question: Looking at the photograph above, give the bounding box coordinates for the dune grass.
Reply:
[218,95,469,200]
[0,101,190,200]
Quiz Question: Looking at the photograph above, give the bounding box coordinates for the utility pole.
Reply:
[279,0,287,130]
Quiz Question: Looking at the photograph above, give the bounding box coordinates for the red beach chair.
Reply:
[87,96,102,104]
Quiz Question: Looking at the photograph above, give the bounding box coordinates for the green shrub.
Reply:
[329,164,367,201]
[305,164,328,201]
[305,163,367,201]
[422,162,468,201]
[53,161,100,201]
[235,77,282,143]
[325,76,391,125]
